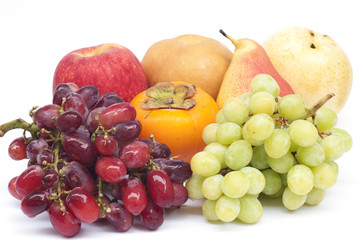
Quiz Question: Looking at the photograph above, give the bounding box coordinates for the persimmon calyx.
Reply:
[142,82,197,110]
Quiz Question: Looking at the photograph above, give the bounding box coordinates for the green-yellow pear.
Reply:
[263,26,352,113]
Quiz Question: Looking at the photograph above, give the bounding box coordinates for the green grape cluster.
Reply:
[185,74,352,224]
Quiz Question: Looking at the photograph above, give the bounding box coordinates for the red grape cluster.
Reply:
[4,83,192,237]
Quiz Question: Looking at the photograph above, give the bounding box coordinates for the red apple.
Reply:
[53,43,148,102]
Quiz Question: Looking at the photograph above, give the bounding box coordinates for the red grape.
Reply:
[119,140,150,168]
[95,156,127,183]
[42,169,59,189]
[99,102,136,129]
[106,202,134,232]
[140,197,165,230]
[66,187,100,223]
[111,120,142,142]
[63,132,97,166]
[147,170,174,208]
[16,165,44,197]
[53,83,74,106]
[76,85,99,109]
[57,110,82,133]
[64,161,95,193]
[121,177,147,215]
[33,104,61,130]
[48,202,81,237]
[63,92,89,123]
[8,176,23,200]
[85,107,105,132]
[159,159,192,182]
[171,182,188,206]
[21,189,50,218]
[94,92,123,109]
[26,139,49,162]
[95,135,118,156]
[8,137,28,160]
[36,148,54,166]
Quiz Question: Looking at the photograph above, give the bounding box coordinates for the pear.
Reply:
[216,30,294,108]
[263,26,352,113]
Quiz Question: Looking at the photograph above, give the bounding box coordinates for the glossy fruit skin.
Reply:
[95,135,118,156]
[8,176,23,200]
[120,177,147,215]
[53,43,148,103]
[106,202,134,232]
[21,189,50,218]
[119,141,150,168]
[66,187,100,223]
[95,156,127,183]
[147,170,174,208]
[48,203,81,238]
[33,104,61,130]
[64,161,95,194]
[140,197,165,230]
[131,81,219,163]
[99,102,137,130]
[110,120,142,142]
[63,132,98,166]
[26,139,49,162]
[8,137,28,160]
[15,165,44,197]
[171,182,189,206]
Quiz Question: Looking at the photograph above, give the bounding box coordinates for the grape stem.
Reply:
[0,118,39,138]
[299,93,335,120]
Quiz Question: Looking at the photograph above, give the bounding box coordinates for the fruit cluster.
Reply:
[186,74,352,223]
[2,83,191,237]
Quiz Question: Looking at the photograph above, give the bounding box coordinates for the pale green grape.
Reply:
[245,114,275,141]
[267,186,285,199]
[215,195,240,222]
[321,135,343,161]
[242,124,264,146]
[296,142,325,167]
[237,195,263,224]
[325,160,339,176]
[221,171,249,198]
[288,120,318,147]
[267,152,295,174]
[315,107,338,131]
[202,123,219,144]
[216,110,226,124]
[262,169,282,196]
[202,174,224,200]
[306,187,325,206]
[249,91,276,115]
[202,199,219,221]
[289,139,299,152]
[238,92,252,111]
[329,128,352,152]
[311,162,337,189]
[287,164,314,195]
[216,122,242,145]
[204,142,228,169]
[222,97,249,125]
[185,174,205,199]
[250,145,269,170]
[264,129,291,158]
[250,74,280,98]
[240,167,266,195]
[190,151,221,177]
[225,140,253,170]
[282,187,307,211]
[278,94,305,120]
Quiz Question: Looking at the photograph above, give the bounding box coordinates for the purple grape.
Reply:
[33,104,61,130]
[159,160,192,182]
[26,139,49,162]
[76,85,100,109]
[63,132,97,167]
[57,110,82,133]
[85,107,105,132]
[36,148,54,166]
[94,92,123,109]
[140,197,165,230]
[111,120,142,142]
[64,161,96,193]
[63,93,89,123]
[53,83,73,106]
[106,202,134,232]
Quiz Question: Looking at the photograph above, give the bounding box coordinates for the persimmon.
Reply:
[130,81,219,163]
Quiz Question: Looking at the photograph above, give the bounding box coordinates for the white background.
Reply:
[0,0,360,239]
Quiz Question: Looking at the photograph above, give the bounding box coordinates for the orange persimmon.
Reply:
[130,81,219,163]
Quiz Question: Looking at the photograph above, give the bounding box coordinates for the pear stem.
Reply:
[219,29,241,49]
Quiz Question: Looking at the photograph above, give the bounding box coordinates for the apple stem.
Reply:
[219,29,241,49]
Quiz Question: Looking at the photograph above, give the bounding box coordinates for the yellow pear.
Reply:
[263,26,352,112]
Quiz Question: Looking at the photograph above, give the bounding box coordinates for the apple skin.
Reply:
[263,27,352,112]
[53,43,148,102]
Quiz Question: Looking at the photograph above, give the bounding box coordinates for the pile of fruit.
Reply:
[0,26,353,237]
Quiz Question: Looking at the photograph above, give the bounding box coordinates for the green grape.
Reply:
[242,124,264,146]
[321,135,344,161]
[315,107,338,131]
[245,114,275,141]
[311,162,337,189]
[249,91,276,115]
[185,173,205,199]
[202,199,219,221]
[215,195,240,222]
[216,110,226,124]
[287,164,314,195]
[237,195,263,224]
[240,167,266,195]
[267,152,295,174]
[296,142,325,167]
[216,122,242,145]
[250,74,280,98]
[278,94,305,120]
[325,160,339,176]
[190,151,221,177]
[250,145,269,170]
[202,174,224,200]
[305,187,325,206]
[204,142,228,169]
[288,120,318,147]
[264,129,291,158]
[282,187,307,211]
[222,97,249,125]
[329,128,352,152]
[221,171,249,198]
[267,186,285,199]
[202,123,219,145]
[225,140,253,170]
[238,92,252,111]
[262,169,282,196]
